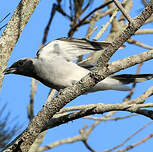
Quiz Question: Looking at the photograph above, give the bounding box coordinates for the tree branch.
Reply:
[0,0,41,89]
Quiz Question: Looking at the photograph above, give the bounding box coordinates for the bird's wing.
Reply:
[36,38,111,62]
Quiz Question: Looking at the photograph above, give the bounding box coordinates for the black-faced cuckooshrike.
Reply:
[3,38,153,93]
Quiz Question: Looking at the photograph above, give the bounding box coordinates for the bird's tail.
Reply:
[111,74,153,84]
[88,74,153,93]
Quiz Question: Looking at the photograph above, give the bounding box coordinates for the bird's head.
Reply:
[3,58,36,77]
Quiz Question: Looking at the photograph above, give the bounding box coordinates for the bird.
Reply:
[3,38,153,93]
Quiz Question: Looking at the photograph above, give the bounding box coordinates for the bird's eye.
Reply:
[18,61,24,66]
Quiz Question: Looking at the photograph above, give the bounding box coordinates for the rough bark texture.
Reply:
[3,1,153,152]
[0,0,40,89]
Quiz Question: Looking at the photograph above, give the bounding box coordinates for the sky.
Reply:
[1,0,153,152]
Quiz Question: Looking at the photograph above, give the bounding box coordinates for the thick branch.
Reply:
[43,103,153,131]
[0,0,40,89]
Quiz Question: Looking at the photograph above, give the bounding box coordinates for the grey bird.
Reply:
[3,38,153,92]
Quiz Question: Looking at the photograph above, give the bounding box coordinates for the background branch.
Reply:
[0,0,41,89]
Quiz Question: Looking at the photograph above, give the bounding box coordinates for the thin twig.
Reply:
[83,140,97,152]
[68,0,113,37]
[0,13,11,31]
[42,4,56,44]
[104,121,153,152]
[84,114,136,121]
[128,38,153,50]
[56,1,72,20]
[135,29,153,34]
[113,0,133,24]
[39,134,84,151]
[28,79,38,120]
[0,13,10,24]
[116,132,153,152]
[79,125,97,152]
[0,24,7,31]
[123,63,143,102]
[142,0,148,6]
[46,89,56,104]
[94,9,118,40]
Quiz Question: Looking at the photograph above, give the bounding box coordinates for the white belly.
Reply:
[34,57,89,89]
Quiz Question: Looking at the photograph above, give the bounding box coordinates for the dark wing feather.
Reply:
[57,37,111,51]
[111,74,153,84]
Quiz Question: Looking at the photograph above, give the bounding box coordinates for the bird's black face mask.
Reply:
[3,59,36,78]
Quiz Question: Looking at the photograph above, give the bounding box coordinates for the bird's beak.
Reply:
[3,67,16,75]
